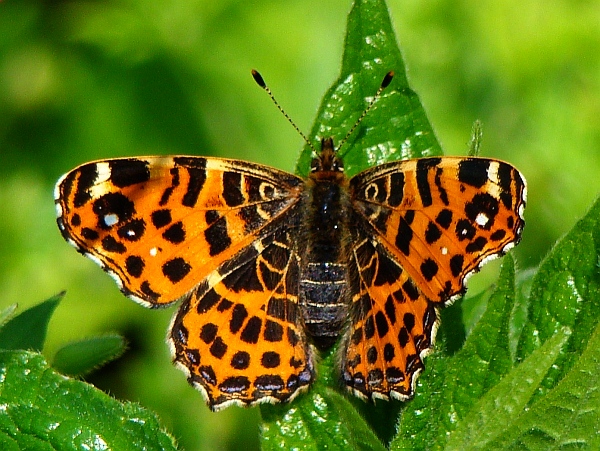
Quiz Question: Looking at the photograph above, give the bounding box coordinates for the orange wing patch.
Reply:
[56,157,303,307]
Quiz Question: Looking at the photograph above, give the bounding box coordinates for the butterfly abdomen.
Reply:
[299,176,351,349]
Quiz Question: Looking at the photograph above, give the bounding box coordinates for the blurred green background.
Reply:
[1,0,598,449]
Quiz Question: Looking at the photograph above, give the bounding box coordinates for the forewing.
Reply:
[169,223,315,410]
[55,157,303,306]
[349,157,526,304]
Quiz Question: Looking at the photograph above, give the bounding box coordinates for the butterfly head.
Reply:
[310,138,344,174]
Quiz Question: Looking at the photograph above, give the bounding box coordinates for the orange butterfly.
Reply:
[55,72,526,411]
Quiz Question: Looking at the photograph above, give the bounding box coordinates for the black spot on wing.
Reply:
[374,247,403,286]
[109,159,151,187]
[159,167,179,206]
[81,228,99,240]
[388,172,405,207]
[466,236,488,253]
[231,351,250,370]
[219,376,250,394]
[420,258,439,281]
[449,254,464,277]
[425,221,442,244]
[204,216,232,256]
[261,351,281,368]
[174,157,207,208]
[151,209,172,228]
[436,209,453,229]
[125,255,144,277]
[162,257,191,283]
[465,193,499,229]
[73,165,98,208]
[402,279,419,301]
[140,281,160,301]
[223,171,244,207]
[197,287,221,314]
[458,158,490,188]
[254,374,284,391]
[264,320,284,342]
[490,229,507,241]
[209,337,227,359]
[240,316,262,344]
[434,166,449,206]
[229,304,248,333]
[162,221,186,244]
[200,323,218,343]
[93,193,135,229]
[117,219,146,242]
[395,215,413,256]
[101,236,126,254]
[416,158,441,207]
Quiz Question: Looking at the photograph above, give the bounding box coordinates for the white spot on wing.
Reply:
[95,162,112,183]
[103,214,119,227]
[475,213,489,227]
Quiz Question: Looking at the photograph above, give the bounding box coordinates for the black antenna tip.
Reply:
[381,71,394,89]
[251,69,267,88]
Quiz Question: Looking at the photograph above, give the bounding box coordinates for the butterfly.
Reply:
[55,71,526,411]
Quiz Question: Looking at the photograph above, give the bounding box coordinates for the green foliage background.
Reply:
[0,0,598,449]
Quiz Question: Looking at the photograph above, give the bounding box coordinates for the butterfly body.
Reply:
[299,138,352,348]
[56,137,526,410]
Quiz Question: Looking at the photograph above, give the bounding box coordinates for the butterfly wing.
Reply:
[57,156,314,408]
[344,157,526,400]
[169,223,315,410]
[55,157,304,306]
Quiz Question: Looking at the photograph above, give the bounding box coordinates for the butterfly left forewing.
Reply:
[55,156,304,307]
[349,157,526,304]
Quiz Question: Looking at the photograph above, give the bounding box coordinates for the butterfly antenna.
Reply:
[252,70,319,155]
[336,71,394,152]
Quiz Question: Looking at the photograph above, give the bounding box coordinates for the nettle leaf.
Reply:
[0,350,177,450]
[262,0,441,447]
[294,0,441,179]
[52,334,127,377]
[517,197,600,395]
[0,293,62,352]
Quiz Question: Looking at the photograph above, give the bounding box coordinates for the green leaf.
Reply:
[445,327,571,450]
[52,334,127,377]
[0,350,177,450]
[294,0,442,178]
[260,347,387,450]
[260,384,386,451]
[0,293,62,352]
[490,322,600,449]
[0,305,17,330]
[393,255,519,449]
[517,196,600,398]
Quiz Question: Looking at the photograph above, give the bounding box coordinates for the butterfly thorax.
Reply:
[300,138,350,349]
